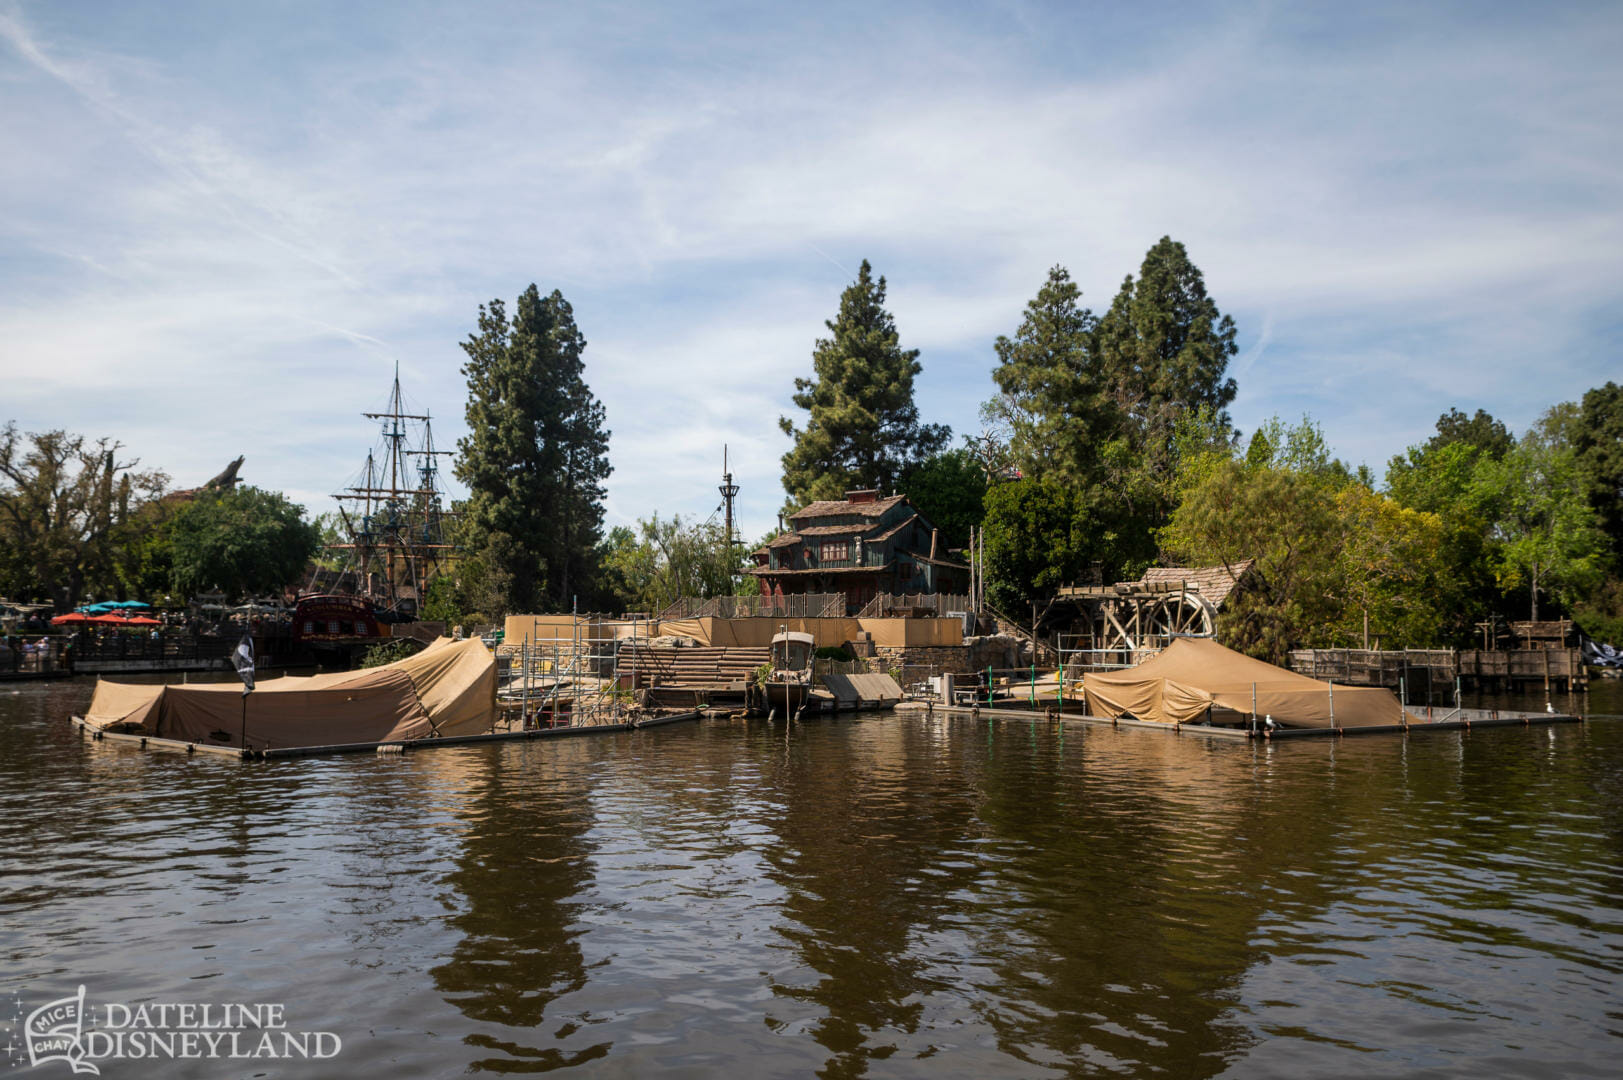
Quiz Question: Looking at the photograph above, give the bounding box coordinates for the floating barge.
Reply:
[71,709,701,759]
[911,701,1582,739]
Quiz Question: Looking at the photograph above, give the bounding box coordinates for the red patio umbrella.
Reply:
[88,614,135,625]
[122,616,161,626]
[49,612,91,625]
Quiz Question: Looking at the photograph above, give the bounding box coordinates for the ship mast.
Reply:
[329,364,456,615]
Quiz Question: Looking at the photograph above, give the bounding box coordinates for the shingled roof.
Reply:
[1138,560,1254,609]
[790,493,907,521]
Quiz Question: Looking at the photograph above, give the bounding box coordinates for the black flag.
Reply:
[233,632,255,695]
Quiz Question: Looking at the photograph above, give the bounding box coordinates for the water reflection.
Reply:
[430,740,605,1070]
[2,682,1621,1077]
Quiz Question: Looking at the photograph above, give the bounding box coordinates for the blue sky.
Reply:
[2,1,1619,543]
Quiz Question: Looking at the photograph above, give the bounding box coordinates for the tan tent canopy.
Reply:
[1083,637,1417,729]
[83,637,496,750]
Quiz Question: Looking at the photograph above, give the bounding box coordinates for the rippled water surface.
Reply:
[3,679,1622,1078]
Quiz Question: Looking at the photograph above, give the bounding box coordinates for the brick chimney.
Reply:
[846,489,879,504]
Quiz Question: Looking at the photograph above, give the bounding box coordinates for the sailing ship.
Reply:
[295,367,455,655]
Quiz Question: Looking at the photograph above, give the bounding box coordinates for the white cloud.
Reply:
[1,0,1619,545]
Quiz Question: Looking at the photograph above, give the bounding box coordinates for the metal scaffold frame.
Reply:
[498,612,651,730]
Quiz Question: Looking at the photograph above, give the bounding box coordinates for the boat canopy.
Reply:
[82,637,495,750]
[1083,637,1418,729]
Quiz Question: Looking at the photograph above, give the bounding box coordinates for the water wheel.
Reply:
[1148,592,1216,640]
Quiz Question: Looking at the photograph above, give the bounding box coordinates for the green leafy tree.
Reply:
[596,515,749,613]
[1477,405,1607,621]
[1384,414,1515,642]
[0,423,168,608]
[1330,485,1450,648]
[780,260,950,507]
[900,447,987,549]
[981,477,1091,624]
[166,486,319,601]
[455,285,612,613]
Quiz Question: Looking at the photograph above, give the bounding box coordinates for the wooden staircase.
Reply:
[620,644,770,707]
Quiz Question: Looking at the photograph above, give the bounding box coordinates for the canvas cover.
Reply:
[1083,637,1418,729]
[83,637,496,750]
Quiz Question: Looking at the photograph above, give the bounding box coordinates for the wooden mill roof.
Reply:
[1138,560,1254,608]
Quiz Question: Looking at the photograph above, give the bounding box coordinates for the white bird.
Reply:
[1546,701,1556,715]
[1264,714,1276,730]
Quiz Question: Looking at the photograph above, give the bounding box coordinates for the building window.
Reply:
[820,540,849,562]
[329,620,342,635]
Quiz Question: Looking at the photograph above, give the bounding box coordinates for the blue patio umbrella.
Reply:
[113,601,151,608]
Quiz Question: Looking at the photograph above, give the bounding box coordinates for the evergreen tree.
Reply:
[1426,406,1514,460]
[1094,237,1239,491]
[455,285,611,613]
[986,265,1112,485]
[780,260,949,507]
[1574,382,1623,557]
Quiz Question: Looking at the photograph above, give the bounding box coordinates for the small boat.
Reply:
[764,631,815,716]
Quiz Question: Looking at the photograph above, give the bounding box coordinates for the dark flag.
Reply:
[234,632,255,695]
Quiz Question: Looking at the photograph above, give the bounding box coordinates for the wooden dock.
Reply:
[913,701,1583,740]
[1288,647,1586,696]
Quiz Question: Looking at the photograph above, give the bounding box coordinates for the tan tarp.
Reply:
[83,637,496,750]
[1083,637,1418,729]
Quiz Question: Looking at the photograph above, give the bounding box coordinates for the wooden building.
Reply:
[748,490,970,616]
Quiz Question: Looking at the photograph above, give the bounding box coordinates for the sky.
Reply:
[2,0,1619,543]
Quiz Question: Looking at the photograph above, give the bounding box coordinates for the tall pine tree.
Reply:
[1094,236,1239,487]
[987,265,1112,485]
[780,260,949,507]
[455,285,611,613]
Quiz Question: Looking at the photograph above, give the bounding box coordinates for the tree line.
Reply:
[5,247,1618,658]
[772,240,1623,657]
[0,423,317,610]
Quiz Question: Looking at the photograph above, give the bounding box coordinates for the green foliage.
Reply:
[420,574,463,627]
[166,486,320,601]
[0,423,168,608]
[981,477,1091,618]
[597,514,746,614]
[780,260,950,508]
[814,645,854,661]
[1572,576,1623,647]
[900,447,986,548]
[1573,381,1623,560]
[1427,407,1514,460]
[1163,416,1454,662]
[1094,237,1239,494]
[455,285,612,614]
[360,638,424,668]
[986,265,1111,485]
[1475,405,1607,620]
[984,241,1240,580]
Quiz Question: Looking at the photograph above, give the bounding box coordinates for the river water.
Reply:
[2,678,1621,1078]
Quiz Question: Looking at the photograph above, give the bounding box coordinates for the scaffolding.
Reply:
[498,612,653,730]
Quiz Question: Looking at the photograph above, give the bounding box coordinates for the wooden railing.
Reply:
[654,594,845,620]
